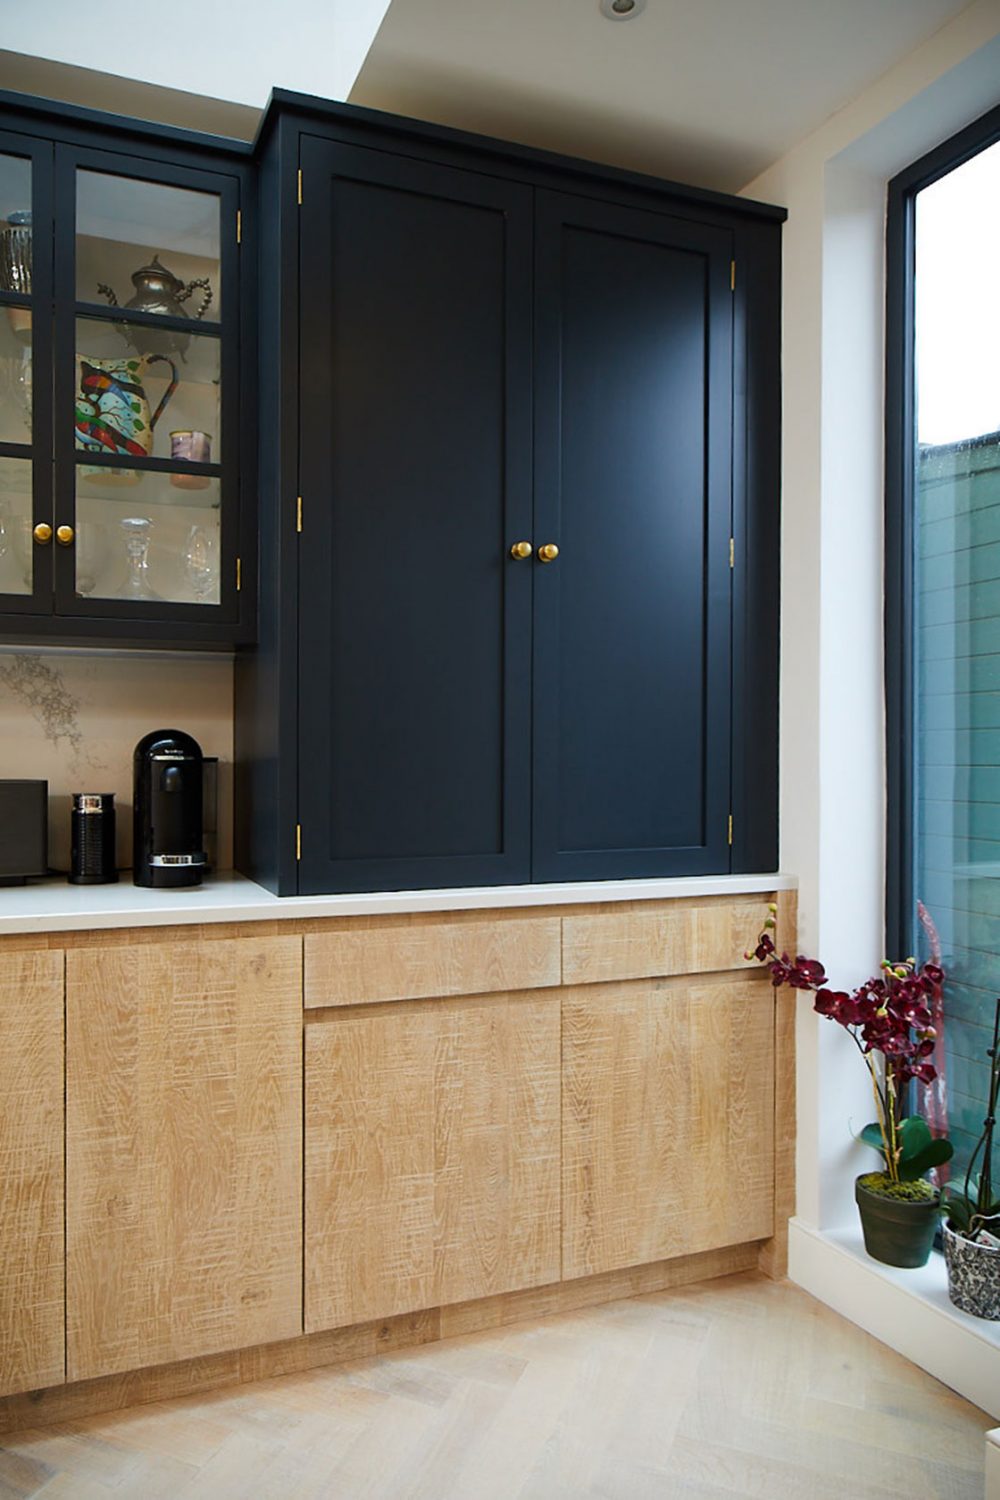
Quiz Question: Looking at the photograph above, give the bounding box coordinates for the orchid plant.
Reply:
[747,903,953,1189]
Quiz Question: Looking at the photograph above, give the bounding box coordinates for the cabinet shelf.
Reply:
[73,451,220,480]
[74,300,222,341]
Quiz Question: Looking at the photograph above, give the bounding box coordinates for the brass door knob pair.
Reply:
[33,524,75,546]
[509,542,559,562]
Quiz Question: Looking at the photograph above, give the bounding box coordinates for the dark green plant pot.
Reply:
[854,1176,939,1268]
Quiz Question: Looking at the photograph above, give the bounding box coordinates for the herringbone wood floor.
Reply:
[0,1272,989,1499]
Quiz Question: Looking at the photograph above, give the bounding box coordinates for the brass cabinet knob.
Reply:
[56,525,75,546]
[509,541,533,560]
[538,543,560,563]
[32,523,52,545]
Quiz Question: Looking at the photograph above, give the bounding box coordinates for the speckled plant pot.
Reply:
[943,1222,1000,1320]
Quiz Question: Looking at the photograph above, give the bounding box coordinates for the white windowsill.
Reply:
[789,1217,1000,1421]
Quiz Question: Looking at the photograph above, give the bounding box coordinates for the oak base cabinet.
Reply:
[66,936,303,1381]
[562,974,776,1280]
[305,991,561,1332]
[0,952,65,1397]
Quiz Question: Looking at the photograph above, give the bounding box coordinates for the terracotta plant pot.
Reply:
[854,1176,939,1268]
[942,1222,1000,1319]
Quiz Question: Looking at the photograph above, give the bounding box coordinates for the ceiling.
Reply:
[351,0,975,192]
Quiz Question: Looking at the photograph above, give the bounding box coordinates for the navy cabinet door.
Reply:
[532,191,734,881]
[297,139,533,893]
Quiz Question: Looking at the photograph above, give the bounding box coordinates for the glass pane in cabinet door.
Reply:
[76,171,221,321]
[74,469,221,604]
[0,308,31,443]
[0,153,32,299]
[75,317,220,462]
[0,456,33,595]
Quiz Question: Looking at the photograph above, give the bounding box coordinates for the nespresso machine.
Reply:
[132,729,206,888]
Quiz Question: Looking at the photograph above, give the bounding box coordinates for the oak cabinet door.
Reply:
[562,975,775,1280]
[0,951,65,1396]
[66,936,302,1381]
[305,992,561,1332]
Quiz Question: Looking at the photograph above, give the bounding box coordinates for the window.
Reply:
[886,104,1000,1181]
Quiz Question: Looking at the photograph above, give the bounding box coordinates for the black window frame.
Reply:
[885,99,1000,958]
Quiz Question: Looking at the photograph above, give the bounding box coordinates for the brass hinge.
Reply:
[295,823,302,861]
[236,209,242,245]
[730,259,736,292]
[297,496,303,533]
[297,168,303,206]
[728,813,734,846]
[236,556,242,592]
[729,536,735,569]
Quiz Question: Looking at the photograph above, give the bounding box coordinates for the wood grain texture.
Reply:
[759,888,798,1278]
[66,936,303,1382]
[562,894,773,985]
[304,916,561,1007]
[0,1244,755,1435]
[0,951,65,1397]
[306,991,561,1331]
[562,973,776,1280]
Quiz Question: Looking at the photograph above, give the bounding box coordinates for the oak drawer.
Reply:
[304,916,561,1008]
[562,896,768,985]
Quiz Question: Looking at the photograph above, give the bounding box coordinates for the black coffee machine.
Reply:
[133,729,206,888]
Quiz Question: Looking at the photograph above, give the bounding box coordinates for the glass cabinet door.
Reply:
[54,152,238,621]
[0,144,49,607]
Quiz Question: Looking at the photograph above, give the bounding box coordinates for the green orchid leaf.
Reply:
[897,1116,933,1159]
[897,1138,954,1179]
[859,1123,886,1153]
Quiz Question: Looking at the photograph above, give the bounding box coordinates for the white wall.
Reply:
[741,0,1000,1400]
[1,0,392,111]
[743,0,1000,1239]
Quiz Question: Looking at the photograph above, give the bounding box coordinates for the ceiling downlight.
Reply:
[599,0,647,19]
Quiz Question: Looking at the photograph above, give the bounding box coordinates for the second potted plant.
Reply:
[748,905,952,1268]
[939,997,1000,1319]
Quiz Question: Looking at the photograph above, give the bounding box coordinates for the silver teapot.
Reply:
[97,254,213,358]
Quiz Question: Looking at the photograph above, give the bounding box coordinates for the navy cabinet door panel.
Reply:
[532,192,734,881]
[297,140,533,893]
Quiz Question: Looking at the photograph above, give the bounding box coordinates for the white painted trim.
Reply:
[0,870,797,935]
[986,1429,1000,1500]
[789,1218,1000,1421]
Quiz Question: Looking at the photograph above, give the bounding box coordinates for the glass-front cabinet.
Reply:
[0,108,251,645]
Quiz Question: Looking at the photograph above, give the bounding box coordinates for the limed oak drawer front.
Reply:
[562,896,768,985]
[304,917,561,1008]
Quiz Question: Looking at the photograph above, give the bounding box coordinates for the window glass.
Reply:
[913,138,1000,1178]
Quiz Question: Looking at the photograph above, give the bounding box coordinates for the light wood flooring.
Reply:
[0,1272,989,1499]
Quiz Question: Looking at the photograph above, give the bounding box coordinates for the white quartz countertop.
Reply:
[0,870,797,935]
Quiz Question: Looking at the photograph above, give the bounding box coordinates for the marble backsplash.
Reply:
[0,649,234,875]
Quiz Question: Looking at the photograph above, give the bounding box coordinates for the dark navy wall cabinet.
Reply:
[236,93,785,896]
[297,141,533,893]
[531,192,734,881]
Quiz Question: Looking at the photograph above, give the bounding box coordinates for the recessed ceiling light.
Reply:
[599,0,646,18]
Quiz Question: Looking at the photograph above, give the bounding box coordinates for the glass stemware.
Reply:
[119,516,160,600]
[183,523,218,602]
[0,345,31,437]
[75,521,108,596]
[11,514,33,588]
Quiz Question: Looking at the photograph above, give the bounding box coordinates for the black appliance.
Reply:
[0,779,47,884]
[132,730,206,888]
[70,792,118,884]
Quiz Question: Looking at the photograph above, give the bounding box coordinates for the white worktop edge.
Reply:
[0,870,797,935]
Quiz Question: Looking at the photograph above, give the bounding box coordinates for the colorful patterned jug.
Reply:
[75,353,178,462]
